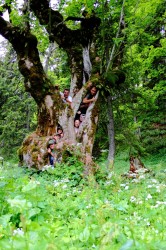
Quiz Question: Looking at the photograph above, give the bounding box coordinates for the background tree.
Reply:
[0,43,37,156]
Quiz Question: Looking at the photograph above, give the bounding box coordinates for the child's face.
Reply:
[50,144,55,149]
[57,129,62,134]
[57,129,64,138]
[74,120,80,128]
[80,115,85,122]
[53,135,60,140]
[90,87,97,95]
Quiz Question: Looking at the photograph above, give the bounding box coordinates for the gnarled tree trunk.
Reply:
[0,0,101,172]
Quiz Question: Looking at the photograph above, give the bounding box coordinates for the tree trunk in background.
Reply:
[107,96,115,170]
[0,0,101,172]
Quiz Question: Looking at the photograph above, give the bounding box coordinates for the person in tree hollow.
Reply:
[79,85,97,115]
[57,127,64,138]
[52,133,61,144]
[47,140,56,167]
[74,119,80,134]
[60,89,72,106]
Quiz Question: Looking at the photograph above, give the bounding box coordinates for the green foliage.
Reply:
[0,45,37,157]
[0,156,165,249]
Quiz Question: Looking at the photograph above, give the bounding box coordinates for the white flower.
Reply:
[131,178,140,183]
[125,186,129,190]
[130,196,136,202]
[137,200,143,204]
[61,178,69,183]
[151,179,158,183]
[139,175,145,179]
[42,165,51,171]
[107,172,114,179]
[151,204,159,208]
[156,186,161,193]
[13,228,24,236]
[156,201,166,205]
[32,180,40,185]
[105,180,114,185]
[146,194,152,200]
[53,180,60,187]
[86,204,92,209]
[62,184,67,189]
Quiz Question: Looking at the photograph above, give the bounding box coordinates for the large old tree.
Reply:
[0,0,102,172]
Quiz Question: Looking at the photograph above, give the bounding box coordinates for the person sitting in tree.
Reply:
[79,114,86,124]
[74,119,80,134]
[60,88,72,106]
[47,139,56,167]
[52,133,61,144]
[78,85,97,115]
[57,126,64,138]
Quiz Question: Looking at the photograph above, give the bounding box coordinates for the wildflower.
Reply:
[156,186,160,193]
[53,180,60,187]
[139,175,145,179]
[61,178,70,183]
[151,179,158,183]
[131,178,140,183]
[125,186,129,190]
[105,180,114,185]
[151,204,159,208]
[31,180,40,185]
[130,196,136,202]
[133,212,138,217]
[42,165,51,171]
[86,204,92,209]
[107,172,114,179]
[156,201,166,205]
[146,194,152,200]
[13,228,24,236]
[62,184,67,189]
[137,200,143,205]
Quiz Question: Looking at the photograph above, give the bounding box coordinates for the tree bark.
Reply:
[0,1,101,172]
[107,96,115,170]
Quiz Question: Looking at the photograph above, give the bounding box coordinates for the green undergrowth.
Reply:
[0,155,165,250]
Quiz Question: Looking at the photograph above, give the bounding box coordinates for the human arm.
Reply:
[47,148,54,157]
[82,95,96,104]
[65,96,72,105]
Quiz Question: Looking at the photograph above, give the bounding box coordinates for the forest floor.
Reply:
[0,154,165,250]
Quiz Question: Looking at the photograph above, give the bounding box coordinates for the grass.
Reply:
[0,154,165,250]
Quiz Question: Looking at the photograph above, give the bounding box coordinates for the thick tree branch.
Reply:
[30,0,101,48]
[0,16,51,104]
[106,0,125,73]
